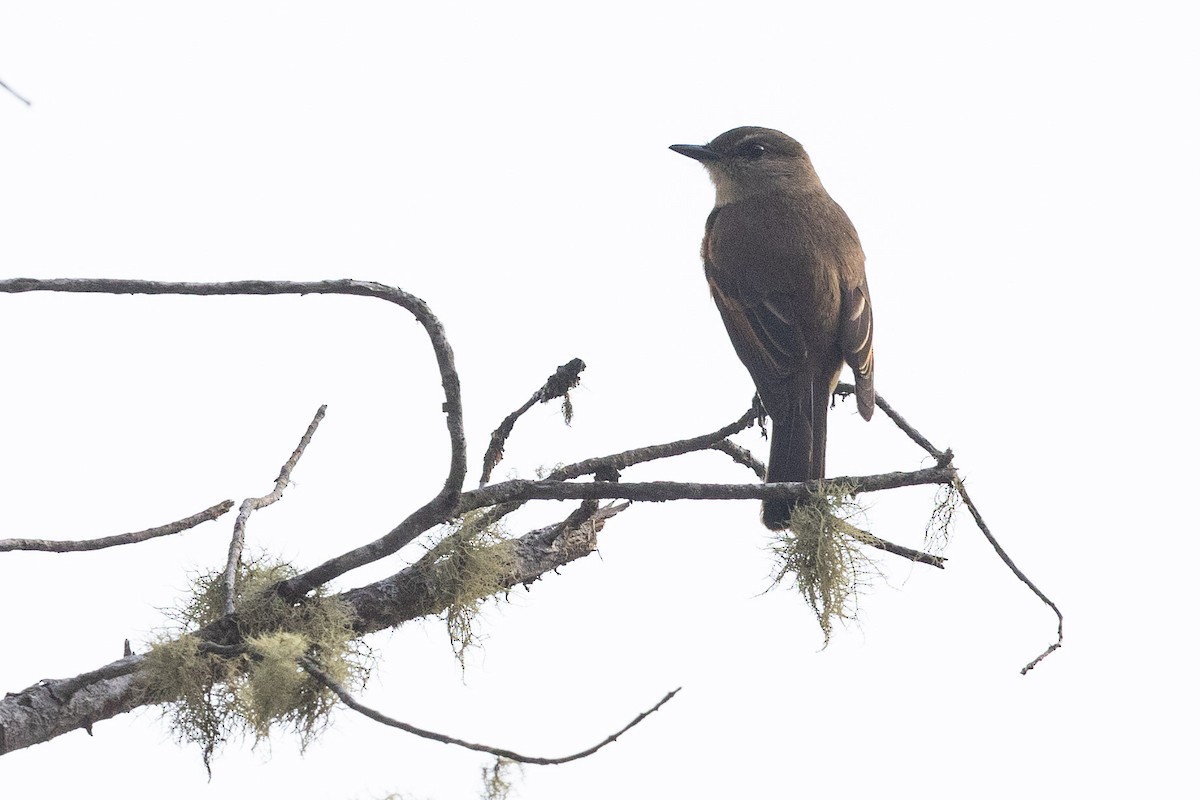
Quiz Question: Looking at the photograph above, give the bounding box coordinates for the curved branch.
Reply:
[0,279,468,600]
[303,658,679,766]
[954,477,1064,674]
[709,439,766,479]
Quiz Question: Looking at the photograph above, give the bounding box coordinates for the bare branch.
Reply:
[0,76,31,106]
[0,501,234,553]
[302,657,679,765]
[954,477,1064,674]
[0,279,468,602]
[709,439,766,479]
[836,519,946,568]
[472,406,759,534]
[547,406,759,482]
[480,358,586,487]
[835,381,1063,667]
[460,466,956,511]
[223,405,327,614]
[0,656,145,755]
[837,382,951,465]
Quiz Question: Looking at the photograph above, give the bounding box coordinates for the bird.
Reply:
[670,127,875,529]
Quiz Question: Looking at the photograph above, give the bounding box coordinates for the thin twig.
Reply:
[709,439,766,479]
[0,501,233,552]
[223,405,327,615]
[839,382,951,465]
[835,519,946,568]
[0,76,31,106]
[480,358,586,487]
[953,476,1064,674]
[838,381,1061,668]
[474,406,759,532]
[302,657,679,765]
[546,406,759,482]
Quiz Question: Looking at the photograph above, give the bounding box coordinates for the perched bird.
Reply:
[670,127,875,529]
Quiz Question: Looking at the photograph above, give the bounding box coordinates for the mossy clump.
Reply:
[768,482,877,647]
[142,555,369,772]
[420,510,516,669]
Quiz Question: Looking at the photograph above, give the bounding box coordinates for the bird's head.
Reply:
[670,126,822,206]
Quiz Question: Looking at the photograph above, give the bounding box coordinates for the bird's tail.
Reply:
[762,393,829,530]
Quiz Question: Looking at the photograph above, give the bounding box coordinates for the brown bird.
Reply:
[671,127,875,529]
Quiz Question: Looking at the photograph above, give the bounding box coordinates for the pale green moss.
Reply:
[768,482,878,647]
[143,555,369,772]
[420,510,516,670]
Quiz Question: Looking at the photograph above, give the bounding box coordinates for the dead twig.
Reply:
[462,466,955,509]
[0,278,468,603]
[837,382,951,465]
[546,406,758,482]
[0,501,233,553]
[1,76,31,106]
[480,358,586,487]
[223,405,327,615]
[301,657,679,765]
[709,439,766,479]
[836,519,946,568]
[837,380,1061,670]
[474,406,759,532]
[954,477,1063,673]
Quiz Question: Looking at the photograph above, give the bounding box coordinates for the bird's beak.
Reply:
[669,143,722,163]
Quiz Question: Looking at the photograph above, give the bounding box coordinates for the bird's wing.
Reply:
[838,281,874,419]
[707,276,806,393]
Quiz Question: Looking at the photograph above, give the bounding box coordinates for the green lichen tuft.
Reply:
[420,510,517,670]
[142,555,369,772]
[768,481,878,647]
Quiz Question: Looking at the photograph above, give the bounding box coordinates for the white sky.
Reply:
[1,2,1196,798]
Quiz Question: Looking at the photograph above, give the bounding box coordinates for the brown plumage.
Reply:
[671,127,875,529]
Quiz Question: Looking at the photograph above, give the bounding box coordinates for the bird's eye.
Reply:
[741,142,767,159]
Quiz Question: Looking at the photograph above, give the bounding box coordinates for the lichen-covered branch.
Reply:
[0,499,627,755]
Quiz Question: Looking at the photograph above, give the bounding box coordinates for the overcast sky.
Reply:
[2,2,1197,798]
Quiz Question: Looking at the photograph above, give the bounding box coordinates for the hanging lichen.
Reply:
[419,510,517,670]
[141,555,369,773]
[768,482,879,647]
